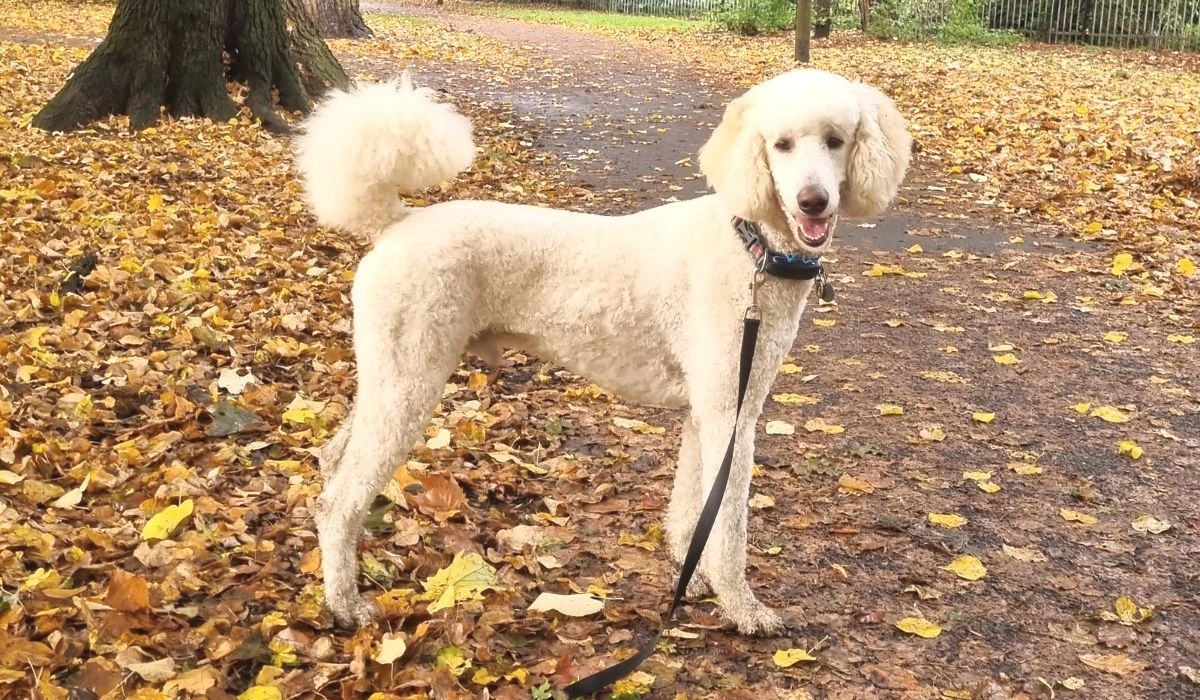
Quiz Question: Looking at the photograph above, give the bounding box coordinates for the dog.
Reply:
[295,68,911,635]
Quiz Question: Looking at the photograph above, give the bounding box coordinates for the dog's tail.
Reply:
[294,75,476,235]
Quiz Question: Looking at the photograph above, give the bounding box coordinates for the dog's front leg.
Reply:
[694,409,785,635]
[664,415,712,598]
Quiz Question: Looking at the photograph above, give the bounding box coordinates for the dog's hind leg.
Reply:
[318,405,354,480]
[316,304,466,627]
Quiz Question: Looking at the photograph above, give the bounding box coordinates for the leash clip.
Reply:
[746,257,765,320]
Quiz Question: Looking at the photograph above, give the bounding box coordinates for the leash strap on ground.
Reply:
[563,314,761,697]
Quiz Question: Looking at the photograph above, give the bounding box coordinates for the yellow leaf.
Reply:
[418,552,498,612]
[928,512,967,528]
[1070,402,1092,414]
[813,318,836,327]
[374,632,407,664]
[772,393,819,405]
[1103,331,1127,344]
[23,567,61,591]
[804,418,845,434]
[773,648,818,667]
[971,411,995,423]
[877,403,904,416]
[977,481,1001,493]
[778,362,803,374]
[1061,676,1086,690]
[1130,515,1170,534]
[281,407,317,425]
[962,471,992,482]
[147,193,165,212]
[611,671,655,698]
[1167,334,1195,344]
[435,645,472,676]
[1117,440,1143,460]
[1089,406,1131,423]
[1110,253,1133,276]
[943,554,987,581]
[238,688,282,700]
[895,616,942,638]
[992,353,1019,365]
[907,244,923,254]
[1102,595,1154,625]
[1174,258,1194,276]
[1060,508,1098,525]
[1007,462,1044,475]
[765,420,795,435]
[467,372,489,391]
[141,499,194,540]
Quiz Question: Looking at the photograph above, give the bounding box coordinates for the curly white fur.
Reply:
[297,69,911,635]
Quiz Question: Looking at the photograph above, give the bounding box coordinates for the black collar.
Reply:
[733,217,835,301]
[733,217,823,279]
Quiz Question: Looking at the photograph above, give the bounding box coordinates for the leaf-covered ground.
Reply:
[2,2,1198,699]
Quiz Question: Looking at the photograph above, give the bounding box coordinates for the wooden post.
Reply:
[795,0,812,63]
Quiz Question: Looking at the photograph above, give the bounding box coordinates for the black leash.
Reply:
[563,309,762,697]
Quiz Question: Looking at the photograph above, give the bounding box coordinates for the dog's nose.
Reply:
[797,187,829,216]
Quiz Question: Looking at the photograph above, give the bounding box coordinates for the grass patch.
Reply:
[470,4,702,32]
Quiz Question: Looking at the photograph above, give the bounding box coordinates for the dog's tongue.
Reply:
[799,217,830,244]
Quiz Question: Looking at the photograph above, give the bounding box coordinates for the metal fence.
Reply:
[492,0,1200,50]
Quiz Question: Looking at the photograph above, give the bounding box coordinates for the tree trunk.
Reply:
[858,0,871,32]
[302,0,372,39]
[33,0,349,134]
[814,0,833,39]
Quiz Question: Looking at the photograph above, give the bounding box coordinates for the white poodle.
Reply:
[295,69,911,635]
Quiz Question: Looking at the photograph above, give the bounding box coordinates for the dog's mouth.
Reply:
[796,216,831,248]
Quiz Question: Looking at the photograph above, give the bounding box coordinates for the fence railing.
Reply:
[489,0,1200,51]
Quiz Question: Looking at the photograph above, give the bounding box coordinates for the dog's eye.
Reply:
[774,137,793,152]
[825,135,845,150]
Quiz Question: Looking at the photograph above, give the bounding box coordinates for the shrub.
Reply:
[710,0,795,36]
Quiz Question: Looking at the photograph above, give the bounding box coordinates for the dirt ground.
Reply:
[2,2,1198,699]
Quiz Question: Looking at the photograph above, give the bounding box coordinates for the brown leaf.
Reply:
[104,569,151,613]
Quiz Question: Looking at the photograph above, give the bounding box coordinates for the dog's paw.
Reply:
[722,600,790,636]
[685,575,713,600]
[328,595,380,628]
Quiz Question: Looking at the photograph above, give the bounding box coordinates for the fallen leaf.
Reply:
[928,512,967,528]
[528,592,604,617]
[1167,334,1195,344]
[1130,515,1170,534]
[1089,405,1131,423]
[51,473,89,509]
[425,428,452,449]
[779,362,803,374]
[1070,402,1092,414]
[943,554,987,581]
[141,499,194,540]
[1061,676,1086,690]
[1176,258,1195,276]
[895,616,942,638]
[992,353,1020,365]
[977,481,1001,493]
[877,403,904,416]
[773,648,818,667]
[1101,595,1154,625]
[1079,653,1148,676]
[1103,331,1127,344]
[1110,252,1134,276]
[837,474,874,495]
[962,471,992,482]
[971,411,995,423]
[375,632,408,664]
[918,425,946,441]
[804,418,845,434]
[105,569,151,612]
[418,552,499,613]
[217,367,257,395]
[765,420,795,435]
[772,393,819,405]
[1060,509,1098,525]
[749,492,776,509]
[1117,440,1144,459]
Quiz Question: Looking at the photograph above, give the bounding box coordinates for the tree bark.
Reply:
[33,0,349,134]
[302,0,373,39]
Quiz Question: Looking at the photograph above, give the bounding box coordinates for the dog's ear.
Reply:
[698,95,776,222]
[841,84,912,219]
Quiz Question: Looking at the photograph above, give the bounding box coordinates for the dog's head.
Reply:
[698,69,912,254]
